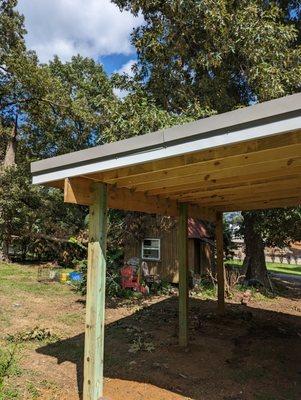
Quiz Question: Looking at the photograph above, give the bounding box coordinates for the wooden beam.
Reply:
[64,177,216,222]
[146,169,301,197]
[216,197,301,212]
[193,188,301,207]
[103,143,301,188]
[83,183,107,400]
[45,180,64,189]
[173,177,301,202]
[178,203,189,347]
[130,157,301,193]
[86,130,301,183]
[215,212,225,315]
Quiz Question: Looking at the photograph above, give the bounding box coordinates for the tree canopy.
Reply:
[114,0,301,114]
[113,0,301,285]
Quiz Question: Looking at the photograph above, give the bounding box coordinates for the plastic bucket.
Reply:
[59,272,69,283]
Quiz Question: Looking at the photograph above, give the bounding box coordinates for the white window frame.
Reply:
[141,238,161,261]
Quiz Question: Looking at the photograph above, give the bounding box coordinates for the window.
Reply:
[142,238,161,261]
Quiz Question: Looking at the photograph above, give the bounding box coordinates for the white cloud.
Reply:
[113,59,136,98]
[17,0,143,62]
[116,59,136,77]
[113,87,128,98]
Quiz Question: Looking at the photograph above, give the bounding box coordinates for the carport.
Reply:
[31,93,301,400]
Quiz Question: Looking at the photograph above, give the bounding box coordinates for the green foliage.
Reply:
[0,1,189,262]
[0,165,40,256]
[149,279,173,295]
[0,164,86,262]
[26,55,116,157]
[102,77,194,142]
[223,217,237,259]
[6,327,59,344]
[114,0,301,114]
[0,345,21,393]
[191,278,217,300]
[0,2,95,261]
[249,208,301,247]
[76,248,124,297]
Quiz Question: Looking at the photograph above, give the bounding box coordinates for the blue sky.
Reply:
[99,54,136,75]
[17,0,141,75]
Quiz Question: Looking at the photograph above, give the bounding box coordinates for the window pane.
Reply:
[142,238,160,260]
[143,249,159,259]
[143,239,159,249]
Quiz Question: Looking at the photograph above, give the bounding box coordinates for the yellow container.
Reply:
[60,272,69,283]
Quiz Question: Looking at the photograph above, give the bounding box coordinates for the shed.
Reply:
[31,93,301,400]
[124,217,214,282]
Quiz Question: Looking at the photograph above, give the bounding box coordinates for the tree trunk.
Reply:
[1,116,18,262]
[1,239,10,263]
[242,212,271,288]
[3,117,18,167]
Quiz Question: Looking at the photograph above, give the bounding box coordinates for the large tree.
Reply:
[242,208,301,286]
[0,0,190,262]
[0,1,112,260]
[113,0,301,285]
[114,0,301,112]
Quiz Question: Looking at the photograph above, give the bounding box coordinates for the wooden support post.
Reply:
[216,211,225,314]
[83,183,107,400]
[178,203,189,347]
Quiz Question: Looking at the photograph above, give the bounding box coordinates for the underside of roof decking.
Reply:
[31,94,301,216]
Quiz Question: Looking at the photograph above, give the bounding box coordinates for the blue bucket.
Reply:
[69,271,83,282]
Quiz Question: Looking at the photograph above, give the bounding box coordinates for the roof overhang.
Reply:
[31,93,301,220]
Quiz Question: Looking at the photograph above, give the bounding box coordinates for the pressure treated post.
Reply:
[83,183,107,400]
[178,203,189,347]
[216,211,225,314]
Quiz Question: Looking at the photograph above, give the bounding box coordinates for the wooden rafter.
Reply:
[146,167,301,197]
[102,143,301,188]
[215,197,300,212]
[170,176,300,202]
[185,186,301,205]
[128,157,301,193]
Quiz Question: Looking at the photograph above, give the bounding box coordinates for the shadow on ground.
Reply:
[37,296,301,400]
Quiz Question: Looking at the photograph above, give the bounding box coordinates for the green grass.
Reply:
[191,281,217,300]
[0,263,74,297]
[0,344,22,399]
[226,259,301,276]
[58,312,83,326]
[26,382,39,399]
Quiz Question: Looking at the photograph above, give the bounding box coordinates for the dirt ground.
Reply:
[0,263,301,400]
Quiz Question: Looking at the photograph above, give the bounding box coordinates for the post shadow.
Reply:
[36,296,301,400]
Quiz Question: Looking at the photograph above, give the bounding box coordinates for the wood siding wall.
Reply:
[124,225,213,283]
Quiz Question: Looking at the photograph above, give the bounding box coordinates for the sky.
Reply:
[17,0,142,75]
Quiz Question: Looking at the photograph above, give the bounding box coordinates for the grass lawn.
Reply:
[226,259,301,276]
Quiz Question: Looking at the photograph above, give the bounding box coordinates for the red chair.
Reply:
[120,265,149,294]
[120,265,140,291]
